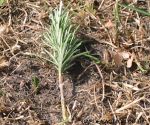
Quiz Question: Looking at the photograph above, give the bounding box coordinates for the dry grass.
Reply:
[0,0,150,125]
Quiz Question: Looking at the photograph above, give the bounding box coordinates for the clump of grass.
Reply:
[43,1,88,123]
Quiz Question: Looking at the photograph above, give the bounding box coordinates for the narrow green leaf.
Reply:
[119,3,150,16]
[0,0,5,6]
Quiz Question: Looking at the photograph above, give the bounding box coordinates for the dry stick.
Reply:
[114,91,122,108]
[77,64,93,80]
[125,110,132,124]
[137,104,150,124]
[148,1,150,11]
[134,112,143,124]
[93,84,101,112]
[100,2,115,11]
[108,100,117,122]
[95,64,105,101]
[21,8,28,30]
[1,37,11,50]
[115,97,144,113]
[98,0,105,10]
[58,72,67,121]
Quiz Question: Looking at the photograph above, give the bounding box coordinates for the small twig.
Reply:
[95,63,105,101]
[115,97,144,113]
[137,104,150,124]
[108,100,117,122]
[98,0,105,10]
[77,63,93,80]
[93,84,100,111]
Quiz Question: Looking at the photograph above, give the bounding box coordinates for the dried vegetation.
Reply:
[0,0,150,125]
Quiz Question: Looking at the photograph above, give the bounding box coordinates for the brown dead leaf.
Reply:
[104,20,114,28]
[103,49,111,64]
[121,51,130,60]
[112,52,123,67]
[0,56,9,69]
[127,53,134,68]
[100,112,113,121]
[20,80,25,90]
[0,25,7,35]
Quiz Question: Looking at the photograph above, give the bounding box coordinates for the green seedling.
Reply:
[32,76,40,94]
[43,1,94,124]
[114,0,121,24]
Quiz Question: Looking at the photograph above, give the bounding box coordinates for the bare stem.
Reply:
[58,72,67,122]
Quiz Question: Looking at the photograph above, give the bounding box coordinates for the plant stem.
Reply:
[58,72,67,122]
